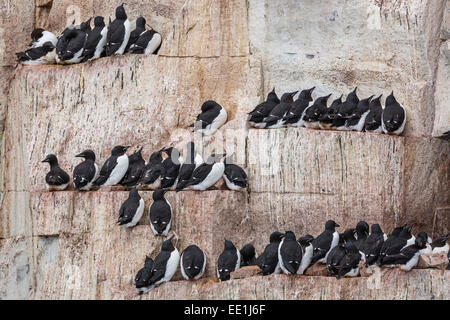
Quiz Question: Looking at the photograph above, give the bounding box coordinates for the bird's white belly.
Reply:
[432,243,449,255]
[144,32,162,54]
[124,198,144,228]
[104,154,129,186]
[116,20,131,55]
[92,28,108,60]
[191,163,224,190]
[156,249,180,285]
[298,245,313,274]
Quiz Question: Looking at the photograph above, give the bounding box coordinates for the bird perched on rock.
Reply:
[319,94,342,130]
[148,235,180,289]
[160,147,181,190]
[297,234,314,275]
[240,244,257,267]
[345,95,374,131]
[42,154,70,191]
[331,87,359,130]
[223,155,247,191]
[73,149,99,190]
[139,149,165,190]
[56,18,92,64]
[311,220,340,264]
[262,91,298,129]
[30,28,58,48]
[431,233,449,255]
[16,28,58,65]
[134,256,154,294]
[105,3,131,56]
[379,224,415,266]
[117,188,144,228]
[379,237,426,271]
[120,147,145,187]
[360,223,386,266]
[125,16,147,53]
[283,87,315,127]
[184,153,226,191]
[248,88,280,128]
[82,16,108,62]
[303,94,332,129]
[278,231,303,275]
[149,189,172,236]
[217,239,241,281]
[175,142,201,192]
[336,241,362,279]
[190,101,228,136]
[257,231,284,275]
[364,94,383,133]
[354,220,370,251]
[416,232,433,255]
[382,91,406,135]
[326,228,357,276]
[180,245,206,280]
[94,145,130,186]
[128,18,162,55]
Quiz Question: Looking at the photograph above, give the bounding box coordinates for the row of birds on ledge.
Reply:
[248,87,406,135]
[41,141,247,193]
[134,220,450,294]
[16,4,161,65]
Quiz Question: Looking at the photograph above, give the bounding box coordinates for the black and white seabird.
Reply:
[180,245,206,280]
[30,28,58,48]
[120,147,145,187]
[139,150,165,190]
[148,235,180,289]
[326,228,357,276]
[175,142,201,192]
[105,4,131,56]
[240,243,257,267]
[223,155,247,191]
[257,231,284,275]
[319,94,342,130]
[134,256,154,294]
[128,18,162,55]
[379,237,426,271]
[336,242,362,279]
[160,147,181,190]
[42,154,70,191]
[16,41,56,65]
[382,91,406,135]
[184,153,227,191]
[311,220,340,264]
[117,188,145,228]
[94,145,130,186]
[297,234,314,274]
[149,189,172,236]
[431,233,450,255]
[303,94,332,129]
[217,239,241,281]
[56,18,92,64]
[416,232,433,255]
[125,16,146,53]
[262,91,298,129]
[82,16,108,62]
[379,224,415,266]
[190,100,228,136]
[354,220,370,251]
[278,231,303,275]
[364,94,383,133]
[345,95,374,131]
[248,88,280,128]
[331,87,359,131]
[283,87,315,127]
[73,149,99,190]
[360,223,386,266]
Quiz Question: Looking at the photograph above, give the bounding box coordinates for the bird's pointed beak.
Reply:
[309,86,316,93]
[75,152,84,158]
[377,94,383,100]
[41,158,49,163]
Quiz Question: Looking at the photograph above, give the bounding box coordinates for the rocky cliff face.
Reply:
[0,0,449,299]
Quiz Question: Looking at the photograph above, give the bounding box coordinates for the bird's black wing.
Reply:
[380,245,417,266]
[106,20,125,55]
[130,30,157,54]
[260,243,279,275]
[195,108,220,128]
[150,251,172,284]
[118,197,140,225]
[73,160,96,189]
[94,155,118,185]
[280,241,302,274]
[188,164,213,186]
[311,231,333,263]
[82,28,103,59]
[46,168,70,185]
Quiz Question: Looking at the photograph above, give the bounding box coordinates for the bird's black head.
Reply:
[111,145,130,156]
[116,3,128,20]
[162,235,175,251]
[152,189,167,201]
[356,221,370,236]
[325,220,340,231]
[80,17,92,32]
[31,28,45,42]
[267,87,280,104]
[298,234,314,246]
[136,16,146,28]
[342,228,357,242]
[224,239,236,251]
[416,231,428,242]
[415,236,426,249]
[94,16,105,27]
[269,231,285,243]
[385,91,397,105]
[75,149,96,161]
[370,94,383,108]
[315,93,332,106]
[240,243,256,261]
[298,87,315,101]
[371,223,383,234]
[128,147,144,163]
[399,224,414,238]
[149,150,163,163]
[431,233,450,248]
[346,87,359,104]
[284,231,296,241]
[129,187,140,198]
[42,154,58,166]
[280,91,298,103]
[201,100,221,112]
[357,95,374,109]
